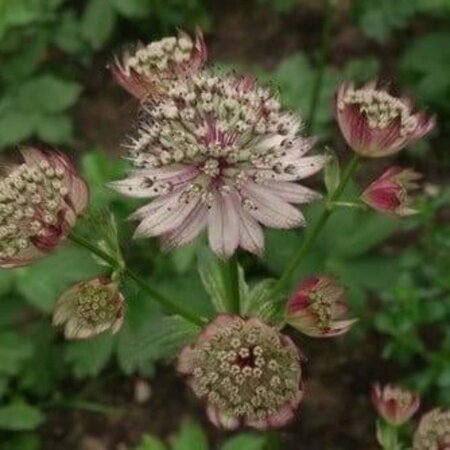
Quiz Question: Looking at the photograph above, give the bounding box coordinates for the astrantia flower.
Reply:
[178,314,303,430]
[413,409,450,450]
[111,29,207,100]
[286,276,356,338]
[112,72,326,258]
[53,276,124,339]
[361,166,422,217]
[336,82,435,157]
[0,148,88,268]
[371,383,420,426]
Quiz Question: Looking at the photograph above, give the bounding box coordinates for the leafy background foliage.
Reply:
[0,0,449,448]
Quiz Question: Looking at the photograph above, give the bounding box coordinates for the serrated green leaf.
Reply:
[0,332,33,376]
[171,420,208,450]
[241,279,280,323]
[81,0,117,50]
[0,401,44,431]
[16,246,103,313]
[65,333,115,378]
[221,434,267,450]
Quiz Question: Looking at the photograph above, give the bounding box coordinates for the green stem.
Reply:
[307,0,336,133]
[221,254,240,314]
[376,420,402,450]
[271,154,360,300]
[69,233,206,327]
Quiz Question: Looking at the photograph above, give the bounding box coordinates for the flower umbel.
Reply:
[112,71,325,258]
[0,148,88,268]
[111,30,207,100]
[336,82,434,157]
[361,166,422,217]
[371,383,420,426]
[286,276,356,338]
[413,409,450,450]
[178,314,303,430]
[53,276,124,340]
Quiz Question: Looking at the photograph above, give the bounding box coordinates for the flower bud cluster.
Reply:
[0,148,88,268]
[178,315,303,430]
[338,87,418,136]
[53,277,124,340]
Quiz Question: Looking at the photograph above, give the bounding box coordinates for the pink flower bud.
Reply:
[372,384,420,426]
[336,81,435,157]
[0,148,89,268]
[178,314,304,430]
[53,276,125,340]
[286,276,357,338]
[361,166,422,217]
[111,29,207,100]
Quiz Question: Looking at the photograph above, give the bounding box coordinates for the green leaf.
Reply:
[241,279,280,323]
[110,0,151,17]
[0,110,35,148]
[0,433,41,450]
[0,332,33,376]
[171,241,200,274]
[65,333,115,378]
[171,420,208,450]
[197,247,229,312]
[221,434,267,450]
[117,313,199,374]
[0,401,44,431]
[323,149,340,196]
[16,246,103,314]
[17,75,81,114]
[135,435,167,450]
[36,114,73,144]
[81,0,117,50]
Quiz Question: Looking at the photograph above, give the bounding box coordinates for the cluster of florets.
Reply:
[286,276,356,338]
[0,148,88,268]
[112,70,325,258]
[371,383,420,426]
[338,87,418,136]
[336,82,434,157]
[111,30,207,100]
[413,409,450,450]
[53,276,124,339]
[178,315,303,430]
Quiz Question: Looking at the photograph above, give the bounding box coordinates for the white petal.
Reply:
[162,203,208,250]
[239,210,264,256]
[208,190,240,259]
[242,182,305,229]
[134,193,200,238]
[262,181,321,204]
[290,155,328,179]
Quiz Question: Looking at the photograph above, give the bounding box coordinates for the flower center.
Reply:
[76,285,118,326]
[340,88,418,136]
[190,321,300,422]
[0,161,67,259]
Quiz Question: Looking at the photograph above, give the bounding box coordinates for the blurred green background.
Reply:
[0,0,449,449]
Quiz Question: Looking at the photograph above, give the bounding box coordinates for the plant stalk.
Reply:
[69,233,206,326]
[221,253,240,314]
[271,154,360,300]
[307,0,336,133]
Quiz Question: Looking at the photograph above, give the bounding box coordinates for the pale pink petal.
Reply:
[263,181,321,204]
[206,405,239,430]
[208,190,240,259]
[134,193,200,238]
[289,155,328,179]
[161,203,208,250]
[242,182,305,229]
[238,210,264,257]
